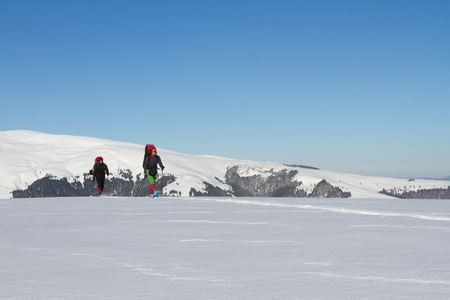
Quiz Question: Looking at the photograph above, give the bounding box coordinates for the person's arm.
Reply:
[157,156,165,170]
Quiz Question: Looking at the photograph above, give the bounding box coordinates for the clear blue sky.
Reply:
[1,0,449,178]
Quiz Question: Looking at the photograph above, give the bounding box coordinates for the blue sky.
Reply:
[1,0,449,178]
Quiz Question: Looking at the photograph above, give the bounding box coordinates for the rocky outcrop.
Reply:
[189,182,232,197]
[225,166,306,197]
[223,167,350,198]
[309,179,351,198]
[12,176,88,198]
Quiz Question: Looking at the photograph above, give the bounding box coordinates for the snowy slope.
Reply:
[1,196,450,299]
[1,130,449,199]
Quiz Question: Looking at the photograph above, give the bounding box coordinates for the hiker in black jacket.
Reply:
[143,145,164,194]
[93,157,109,196]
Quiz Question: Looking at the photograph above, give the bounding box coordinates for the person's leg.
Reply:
[147,171,156,194]
[97,176,105,195]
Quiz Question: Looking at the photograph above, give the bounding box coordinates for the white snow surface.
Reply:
[1,196,449,299]
[1,130,449,199]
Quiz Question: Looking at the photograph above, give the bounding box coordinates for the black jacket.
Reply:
[143,155,164,175]
[93,162,109,178]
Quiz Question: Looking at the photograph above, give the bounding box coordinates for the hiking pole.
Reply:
[161,168,164,196]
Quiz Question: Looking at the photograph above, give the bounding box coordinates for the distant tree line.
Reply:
[380,186,450,199]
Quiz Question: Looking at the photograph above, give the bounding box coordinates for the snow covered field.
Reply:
[1,196,449,299]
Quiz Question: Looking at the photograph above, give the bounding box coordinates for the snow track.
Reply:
[200,197,450,222]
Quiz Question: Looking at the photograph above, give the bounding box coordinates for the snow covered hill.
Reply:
[0,130,449,199]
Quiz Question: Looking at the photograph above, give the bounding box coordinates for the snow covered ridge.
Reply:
[1,130,449,199]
